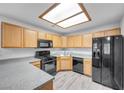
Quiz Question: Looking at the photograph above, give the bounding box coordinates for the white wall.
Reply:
[0,16,61,60]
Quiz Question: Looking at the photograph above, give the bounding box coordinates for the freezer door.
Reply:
[114,36,123,89]
[101,37,115,88]
[92,38,102,83]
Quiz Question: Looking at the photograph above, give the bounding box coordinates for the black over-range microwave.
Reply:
[38,39,53,48]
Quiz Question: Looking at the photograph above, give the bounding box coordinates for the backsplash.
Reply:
[50,48,92,57]
[0,48,61,60]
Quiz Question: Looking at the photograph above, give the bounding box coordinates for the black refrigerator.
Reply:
[92,35,124,89]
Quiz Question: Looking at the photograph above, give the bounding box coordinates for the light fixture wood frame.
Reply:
[39,3,91,29]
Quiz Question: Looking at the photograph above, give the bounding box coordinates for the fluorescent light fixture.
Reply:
[57,13,88,28]
[39,3,91,28]
[42,3,82,23]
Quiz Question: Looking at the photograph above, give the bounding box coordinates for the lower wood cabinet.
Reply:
[83,58,92,76]
[31,61,41,69]
[57,56,72,71]
[23,29,37,48]
[35,80,53,90]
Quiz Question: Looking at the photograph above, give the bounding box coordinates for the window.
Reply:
[39,3,91,28]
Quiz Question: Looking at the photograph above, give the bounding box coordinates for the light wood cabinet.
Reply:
[83,33,92,48]
[23,29,37,48]
[67,35,83,48]
[73,35,83,47]
[38,32,46,40]
[46,33,53,40]
[1,22,23,48]
[83,58,92,76]
[31,61,41,69]
[35,80,53,90]
[93,31,105,38]
[52,35,62,48]
[104,28,121,36]
[61,36,67,48]
[57,56,72,71]
[67,36,74,47]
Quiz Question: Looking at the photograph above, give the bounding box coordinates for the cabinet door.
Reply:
[46,33,53,40]
[73,35,83,47]
[93,31,105,38]
[61,36,67,48]
[104,28,121,36]
[38,32,46,40]
[23,29,37,48]
[83,33,92,48]
[2,22,23,48]
[60,57,72,70]
[67,36,74,47]
[56,57,61,71]
[83,58,92,76]
[52,35,61,48]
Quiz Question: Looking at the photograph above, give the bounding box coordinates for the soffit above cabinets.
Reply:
[39,3,91,28]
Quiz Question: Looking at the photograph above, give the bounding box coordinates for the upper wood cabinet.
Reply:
[61,36,67,48]
[67,36,74,48]
[46,33,53,40]
[93,31,105,38]
[23,29,37,48]
[104,28,121,36]
[38,32,46,40]
[83,58,92,76]
[1,22,23,48]
[67,35,83,48]
[52,35,62,48]
[73,35,83,47]
[83,33,92,48]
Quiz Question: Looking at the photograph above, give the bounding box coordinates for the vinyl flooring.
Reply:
[53,71,112,90]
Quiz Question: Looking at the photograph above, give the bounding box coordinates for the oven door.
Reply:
[38,40,53,48]
[42,61,56,75]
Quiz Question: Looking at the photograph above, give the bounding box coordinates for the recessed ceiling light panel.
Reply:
[57,13,89,28]
[39,3,91,28]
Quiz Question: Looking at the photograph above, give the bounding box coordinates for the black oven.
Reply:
[41,60,56,76]
[35,51,56,76]
[38,39,53,48]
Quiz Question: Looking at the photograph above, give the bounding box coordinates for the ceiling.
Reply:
[0,3,124,35]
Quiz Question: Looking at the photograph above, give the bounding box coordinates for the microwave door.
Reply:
[38,40,53,48]
[40,42,49,48]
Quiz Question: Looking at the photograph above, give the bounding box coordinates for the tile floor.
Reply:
[53,71,112,90]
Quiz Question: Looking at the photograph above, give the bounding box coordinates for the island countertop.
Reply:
[0,57,54,90]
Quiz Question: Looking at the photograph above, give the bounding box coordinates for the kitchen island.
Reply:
[0,57,54,90]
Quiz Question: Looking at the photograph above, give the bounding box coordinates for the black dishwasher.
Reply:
[73,57,83,74]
